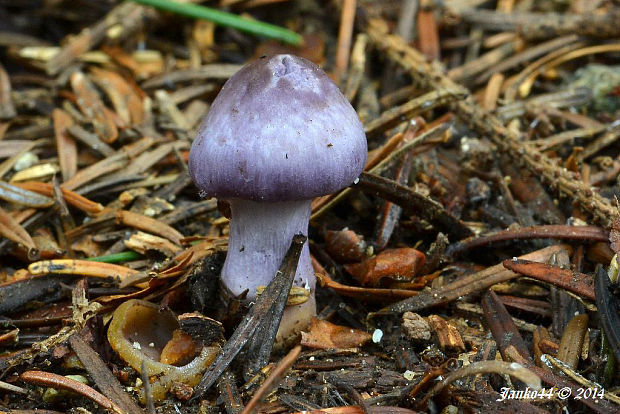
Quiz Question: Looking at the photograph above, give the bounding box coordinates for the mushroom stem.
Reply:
[222,198,315,302]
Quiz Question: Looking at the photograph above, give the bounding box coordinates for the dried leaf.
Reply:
[155,89,189,129]
[70,71,118,143]
[417,0,440,61]
[67,124,116,157]
[124,231,180,257]
[0,140,31,158]
[325,228,367,263]
[344,248,425,287]
[28,259,138,282]
[16,181,104,215]
[21,370,125,414]
[116,210,183,246]
[427,314,466,352]
[0,205,36,251]
[10,163,60,182]
[0,181,54,207]
[62,152,128,191]
[32,228,63,259]
[52,108,77,182]
[122,141,189,176]
[71,235,105,257]
[0,62,16,119]
[313,256,419,302]
[90,66,144,125]
[300,318,372,350]
[556,314,589,370]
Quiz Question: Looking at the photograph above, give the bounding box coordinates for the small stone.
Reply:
[14,152,38,171]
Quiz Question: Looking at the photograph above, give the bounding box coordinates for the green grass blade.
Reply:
[85,251,143,264]
[128,0,303,45]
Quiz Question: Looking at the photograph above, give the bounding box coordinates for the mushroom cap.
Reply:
[189,54,367,202]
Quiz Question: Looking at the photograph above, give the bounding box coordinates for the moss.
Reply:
[568,64,620,114]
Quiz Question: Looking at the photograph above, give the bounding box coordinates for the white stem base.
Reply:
[276,295,316,347]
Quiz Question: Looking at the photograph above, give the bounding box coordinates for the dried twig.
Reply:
[0,280,101,373]
[366,18,618,228]
[454,8,620,40]
[372,244,569,316]
[21,370,126,414]
[334,0,357,84]
[241,346,301,414]
[46,2,159,75]
[69,335,144,414]
[447,225,608,257]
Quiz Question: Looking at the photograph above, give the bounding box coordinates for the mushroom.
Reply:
[189,54,367,342]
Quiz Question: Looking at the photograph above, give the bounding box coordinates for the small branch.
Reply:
[366,18,618,228]
[447,224,608,257]
[69,335,144,414]
[46,3,159,75]
[482,290,533,363]
[454,8,620,40]
[422,360,540,405]
[20,370,125,414]
[241,346,302,414]
[334,0,357,84]
[372,244,569,316]
[357,172,473,240]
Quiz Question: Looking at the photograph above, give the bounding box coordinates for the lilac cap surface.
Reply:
[189,54,367,202]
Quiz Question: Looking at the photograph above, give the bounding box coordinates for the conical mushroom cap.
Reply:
[189,54,367,202]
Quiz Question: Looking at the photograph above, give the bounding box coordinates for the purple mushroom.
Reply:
[189,54,367,341]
